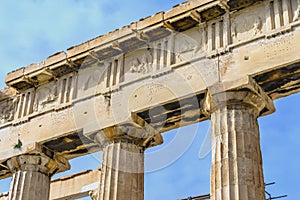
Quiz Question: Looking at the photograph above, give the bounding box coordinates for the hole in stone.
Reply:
[244,56,250,60]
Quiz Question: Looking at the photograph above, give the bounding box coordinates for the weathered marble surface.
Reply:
[0,0,300,199]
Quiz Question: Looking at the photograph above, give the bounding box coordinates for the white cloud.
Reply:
[0,0,183,85]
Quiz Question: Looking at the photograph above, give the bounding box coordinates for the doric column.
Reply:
[7,153,69,200]
[205,78,275,200]
[93,125,162,200]
[99,141,144,200]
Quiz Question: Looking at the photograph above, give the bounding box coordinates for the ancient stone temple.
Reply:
[0,0,300,199]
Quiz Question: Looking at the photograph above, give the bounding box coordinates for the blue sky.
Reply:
[0,1,299,199]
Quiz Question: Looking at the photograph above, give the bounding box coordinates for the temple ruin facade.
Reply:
[1,0,300,199]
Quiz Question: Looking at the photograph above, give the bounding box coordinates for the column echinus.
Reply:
[6,146,70,200]
[92,123,163,200]
[204,77,275,200]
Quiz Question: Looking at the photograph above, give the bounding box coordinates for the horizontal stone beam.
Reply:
[0,193,8,200]
[0,169,101,200]
[50,169,101,200]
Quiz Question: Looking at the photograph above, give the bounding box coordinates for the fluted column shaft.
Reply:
[98,142,144,200]
[210,103,265,200]
[7,154,70,200]
[92,124,163,200]
[9,170,50,200]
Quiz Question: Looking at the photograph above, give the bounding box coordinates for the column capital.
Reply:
[203,76,275,116]
[7,152,69,176]
[92,124,163,150]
